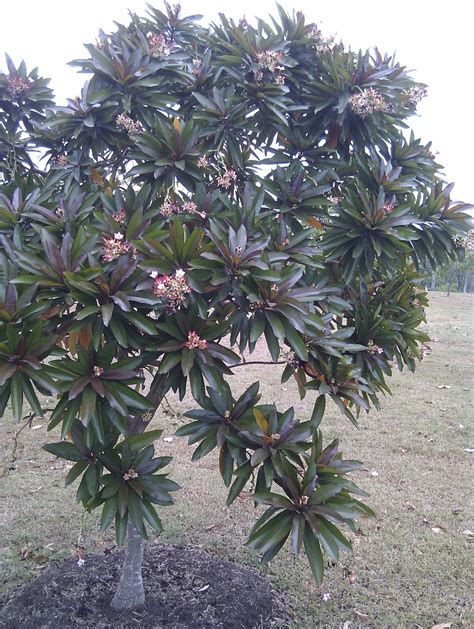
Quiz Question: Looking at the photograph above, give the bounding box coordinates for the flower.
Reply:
[7,76,30,97]
[256,50,284,73]
[148,32,172,58]
[112,209,126,224]
[116,113,144,139]
[403,86,428,104]
[183,330,208,350]
[275,74,285,85]
[367,339,383,354]
[350,88,388,118]
[283,350,300,370]
[183,201,197,213]
[93,366,104,376]
[56,155,69,167]
[77,558,85,567]
[217,168,237,189]
[159,200,179,217]
[153,269,191,310]
[197,156,209,168]
[101,233,135,262]
[123,468,139,481]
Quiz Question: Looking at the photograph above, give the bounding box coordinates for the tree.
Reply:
[0,2,470,612]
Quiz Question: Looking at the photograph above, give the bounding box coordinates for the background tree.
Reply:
[0,2,470,611]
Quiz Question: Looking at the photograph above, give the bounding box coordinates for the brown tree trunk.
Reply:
[111,521,145,610]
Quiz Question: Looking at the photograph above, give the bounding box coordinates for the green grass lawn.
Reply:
[0,292,472,627]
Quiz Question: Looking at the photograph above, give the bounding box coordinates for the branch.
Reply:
[232,360,285,367]
[0,408,55,479]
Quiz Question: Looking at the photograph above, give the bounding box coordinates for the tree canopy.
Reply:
[0,2,470,598]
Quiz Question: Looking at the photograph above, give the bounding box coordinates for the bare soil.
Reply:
[0,543,284,628]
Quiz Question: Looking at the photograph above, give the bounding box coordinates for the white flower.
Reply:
[77,558,85,567]
[322,592,330,602]
[114,232,124,241]
[150,270,159,279]
[175,268,185,278]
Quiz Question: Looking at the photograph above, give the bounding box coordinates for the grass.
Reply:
[0,292,472,627]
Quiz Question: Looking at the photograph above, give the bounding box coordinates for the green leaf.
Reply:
[303,523,324,586]
[43,441,82,462]
[310,396,326,428]
[10,371,23,421]
[100,495,118,531]
[121,429,163,452]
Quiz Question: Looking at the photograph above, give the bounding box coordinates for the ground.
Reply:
[0,292,472,627]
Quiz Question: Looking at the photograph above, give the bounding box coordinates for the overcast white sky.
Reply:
[1,1,472,203]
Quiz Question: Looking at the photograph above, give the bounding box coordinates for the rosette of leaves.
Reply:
[48,343,151,437]
[45,423,179,543]
[178,383,373,583]
[154,307,239,399]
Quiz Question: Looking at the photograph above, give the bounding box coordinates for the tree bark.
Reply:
[111,521,145,610]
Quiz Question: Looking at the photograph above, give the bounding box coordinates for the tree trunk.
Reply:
[111,521,145,610]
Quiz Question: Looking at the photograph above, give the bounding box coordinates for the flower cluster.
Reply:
[197,156,209,168]
[382,201,396,215]
[159,200,179,217]
[367,339,383,354]
[148,33,172,58]
[101,232,135,262]
[308,27,341,53]
[112,209,126,224]
[7,76,30,97]
[255,50,285,85]
[462,230,474,251]
[55,155,69,167]
[192,59,202,77]
[116,113,144,140]
[93,366,104,376]
[217,168,237,189]
[123,468,139,481]
[152,268,191,311]
[183,330,208,350]
[349,88,388,118]
[403,86,428,104]
[283,349,300,370]
[329,195,342,205]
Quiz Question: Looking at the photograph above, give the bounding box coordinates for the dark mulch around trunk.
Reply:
[0,544,287,628]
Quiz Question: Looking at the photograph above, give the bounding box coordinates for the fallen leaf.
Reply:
[343,622,352,629]
[354,611,370,621]
[431,624,452,629]
[347,570,357,585]
[31,424,43,430]
[404,502,415,511]
[20,547,34,561]
[197,584,210,592]
[436,385,451,389]
[462,530,474,540]
[464,448,474,453]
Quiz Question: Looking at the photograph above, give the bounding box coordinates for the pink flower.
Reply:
[7,76,30,97]
[217,168,237,189]
[197,156,209,168]
[148,33,172,58]
[153,269,191,310]
[101,233,135,262]
[183,330,208,350]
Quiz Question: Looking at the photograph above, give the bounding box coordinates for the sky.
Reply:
[1,0,472,204]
